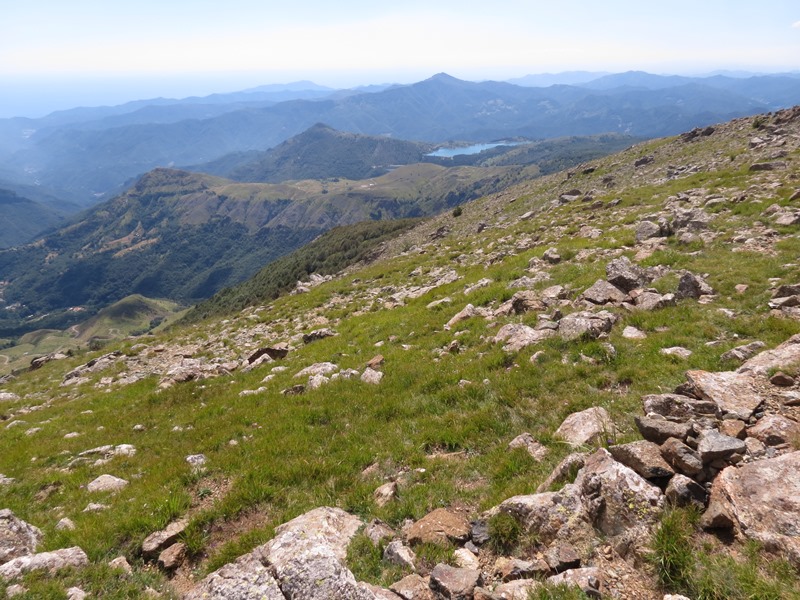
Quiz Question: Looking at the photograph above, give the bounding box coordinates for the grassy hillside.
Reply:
[0,108,799,598]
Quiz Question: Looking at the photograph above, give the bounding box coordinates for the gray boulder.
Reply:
[558,310,617,341]
[606,257,648,292]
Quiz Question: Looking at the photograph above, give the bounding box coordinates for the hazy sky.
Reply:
[2,0,799,117]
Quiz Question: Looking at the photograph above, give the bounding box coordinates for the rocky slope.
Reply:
[1,107,800,598]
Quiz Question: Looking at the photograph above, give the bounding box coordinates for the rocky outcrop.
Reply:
[705,452,800,565]
[0,547,88,581]
[0,510,41,565]
[187,506,373,600]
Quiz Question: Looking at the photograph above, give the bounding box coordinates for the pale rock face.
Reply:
[187,507,372,600]
[86,474,129,493]
[0,547,88,581]
[492,323,554,352]
[685,370,763,420]
[555,406,614,447]
[706,452,800,565]
[183,553,285,600]
[0,510,42,565]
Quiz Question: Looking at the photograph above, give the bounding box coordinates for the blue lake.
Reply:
[426,141,523,158]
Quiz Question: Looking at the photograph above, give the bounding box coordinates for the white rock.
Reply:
[361,368,384,385]
[87,474,128,493]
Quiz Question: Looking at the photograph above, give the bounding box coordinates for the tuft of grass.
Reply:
[487,511,523,554]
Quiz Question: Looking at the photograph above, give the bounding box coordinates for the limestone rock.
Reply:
[660,346,692,359]
[555,406,614,447]
[0,547,88,581]
[492,324,554,352]
[635,416,692,444]
[608,440,674,480]
[56,518,76,532]
[142,519,188,559]
[405,509,470,546]
[361,368,384,385]
[0,510,42,565]
[507,433,548,461]
[444,304,492,330]
[0,392,20,402]
[685,370,764,419]
[263,506,372,600]
[558,310,617,341]
[184,553,285,600]
[429,564,481,600]
[87,474,129,493]
[494,556,547,581]
[295,362,338,378]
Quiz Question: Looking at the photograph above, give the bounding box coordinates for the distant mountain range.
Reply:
[0,71,797,218]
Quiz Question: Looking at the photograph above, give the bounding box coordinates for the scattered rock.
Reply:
[661,438,703,476]
[747,414,800,446]
[608,440,674,480]
[142,520,188,559]
[492,324,554,352]
[109,555,132,573]
[361,368,384,385]
[0,392,20,402]
[0,547,89,581]
[558,310,617,341]
[158,542,186,570]
[507,433,548,460]
[302,328,338,344]
[542,248,561,264]
[87,474,129,493]
[185,552,285,600]
[635,416,692,444]
[720,341,766,362]
[660,346,692,359]
[685,370,764,419]
[696,429,746,464]
[405,509,470,546]
[390,574,435,600]
[606,257,648,292]
[295,362,338,378]
[581,280,628,305]
[770,371,796,387]
[55,518,76,532]
[383,540,416,571]
[374,481,398,507]
[676,272,714,299]
[622,326,647,339]
[429,564,481,600]
[665,474,707,509]
[555,406,614,447]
